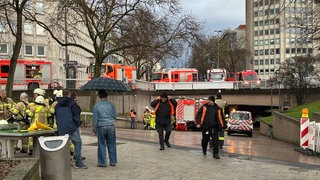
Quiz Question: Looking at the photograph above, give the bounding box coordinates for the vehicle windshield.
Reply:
[209,72,224,81]
[152,73,162,80]
[231,113,250,120]
[243,74,257,81]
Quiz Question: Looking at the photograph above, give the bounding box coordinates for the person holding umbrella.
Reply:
[92,90,117,167]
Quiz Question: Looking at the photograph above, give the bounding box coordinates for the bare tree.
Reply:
[22,0,200,79]
[0,0,28,96]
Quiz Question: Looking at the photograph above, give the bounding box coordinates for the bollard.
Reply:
[300,108,309,149]
[38,134,71,180]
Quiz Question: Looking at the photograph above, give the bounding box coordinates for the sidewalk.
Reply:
[72,131,320,180]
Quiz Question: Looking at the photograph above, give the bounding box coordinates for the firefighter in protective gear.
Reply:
[0,90,15,121]
[150,92,177,150]
[150,111,156,130]
[215,91,228,149]
[47,89,63,128]
[10,92,33,153]
[195,95,226,159]
[143,108,151,130]
[28,95,52,155]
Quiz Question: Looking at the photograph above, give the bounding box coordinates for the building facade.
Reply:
[0,0,94,88]
[246,0,317,80]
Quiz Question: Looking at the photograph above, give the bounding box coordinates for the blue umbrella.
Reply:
[81,77,130,92]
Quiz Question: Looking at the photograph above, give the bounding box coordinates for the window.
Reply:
[265,49,269,55]
[37,45,45,56]
[265,59,269,65]
[276,48,280,54]
[0,20,7,32]
[254,50,258,56]
[275,38,280,44]
[264,40,269,45]
[270,39,274,44]
[265,29,269,35]
[259,30,263,35]
[25,45,33,55]
[35,2,44,13]
[254,60,259,65]
[260,69,264,75]
[265,69,269,75]
[270,49,274,55]
[0,44,8,54]
[24,23,33,35]
[276,58,280,64]
[259,40,264,46]
[270,59,274,64]
[260,49,264,55]
[254,40,258,46]
[286,48,290,53]
[36,24,45,35]
[260,59,264,65]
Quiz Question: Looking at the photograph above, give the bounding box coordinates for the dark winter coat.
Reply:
[150,98,177,126]
[195,103,225,131]
[55,97,81,135]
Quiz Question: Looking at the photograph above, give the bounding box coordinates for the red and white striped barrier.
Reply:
[300,108,309,149]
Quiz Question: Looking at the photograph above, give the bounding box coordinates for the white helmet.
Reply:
[145,106,150,110]
[53,90,63,98]
[35,96,45,104]
[33,88,44,96]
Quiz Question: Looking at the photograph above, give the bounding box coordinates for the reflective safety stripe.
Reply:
[153,100,175,116]
[218,110,225,128]
[200,106,207,125]
[218,137,225,141]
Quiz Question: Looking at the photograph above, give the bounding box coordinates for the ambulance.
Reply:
[227,110,253,137]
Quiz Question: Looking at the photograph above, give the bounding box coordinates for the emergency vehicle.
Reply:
[175,97,209,131]
[227,110,253,137]
[207,68,234,82]
[151,68,198,82]
[0,59,52,90]
[175,97,196,131]
[237,70,260,88]
[87,63,137,83]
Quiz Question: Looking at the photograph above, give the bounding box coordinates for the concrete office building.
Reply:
[0,1,94,88]
[246,0,317,80]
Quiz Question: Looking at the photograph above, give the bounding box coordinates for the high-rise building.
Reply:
[246,0,317,80]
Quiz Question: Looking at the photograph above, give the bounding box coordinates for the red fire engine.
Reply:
[175,97,208,131]
[207,68,234,82]
[87,63,137,83]
[152,68,198,82]
[0,59,52,90]
[236,70,260,88]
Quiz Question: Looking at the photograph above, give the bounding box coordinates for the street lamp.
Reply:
[215,30,222,69]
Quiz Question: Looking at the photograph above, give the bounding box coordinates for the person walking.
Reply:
[215,91,228,149]
[195,95,226,159]
[55,90,87,169]
[150,92,177,150]
[92,90,117,167]
[130,109,137,129]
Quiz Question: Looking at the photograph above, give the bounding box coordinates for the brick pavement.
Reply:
[71,132,320,180]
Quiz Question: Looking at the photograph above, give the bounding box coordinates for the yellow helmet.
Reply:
[35,96,45,104]
[33,88,44,96]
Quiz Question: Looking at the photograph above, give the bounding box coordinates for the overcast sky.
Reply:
[180,0,246,35]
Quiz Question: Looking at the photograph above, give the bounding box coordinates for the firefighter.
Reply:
[150,110,156,130]
[10,92,33,153]
[143,107,151,130]
[28,95,51,155]
[214,91,228,149]
[195,95,226,159]
[0,90,15,122]
[150,92,177,150]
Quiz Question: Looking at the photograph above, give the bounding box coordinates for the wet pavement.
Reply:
[113,128,320,166]
[13,127,320,179]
